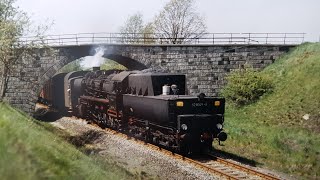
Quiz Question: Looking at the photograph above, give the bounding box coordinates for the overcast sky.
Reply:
[16,0,320,42]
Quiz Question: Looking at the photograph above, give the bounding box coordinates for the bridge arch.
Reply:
[39,47,149,85]
[10,44,151,114]
[40,44,149,79]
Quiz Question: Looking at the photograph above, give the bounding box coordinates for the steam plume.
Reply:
[80,47,106,68]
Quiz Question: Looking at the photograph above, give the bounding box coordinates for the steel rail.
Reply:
[103,128,238,180]
[207,154,280,180]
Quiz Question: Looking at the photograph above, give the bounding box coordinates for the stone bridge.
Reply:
[2,44,295,113]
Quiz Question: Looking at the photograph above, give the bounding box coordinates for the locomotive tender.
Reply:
[39,67,227,154]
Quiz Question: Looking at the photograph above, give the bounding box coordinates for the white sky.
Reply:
[16,0,320,42]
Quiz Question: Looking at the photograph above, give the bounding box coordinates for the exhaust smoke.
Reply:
[80,47,106,69]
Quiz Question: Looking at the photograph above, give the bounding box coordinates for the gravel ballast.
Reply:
[51,117,220,180]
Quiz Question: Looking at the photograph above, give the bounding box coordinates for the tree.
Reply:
[142,22,156,44]
[153,0,206,44]
[0,0,49,100]
[119,12,144,44]
[119,13,157,44]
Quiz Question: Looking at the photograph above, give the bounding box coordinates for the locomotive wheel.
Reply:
[102,113,108,128]
[180,134,193,156]
[181,143,192,156]
[144,130,151,143]
[78,104,87,118]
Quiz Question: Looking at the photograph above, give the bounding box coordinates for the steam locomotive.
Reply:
[39,67,227,154]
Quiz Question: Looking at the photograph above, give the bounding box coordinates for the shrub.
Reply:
[222,69,273,106]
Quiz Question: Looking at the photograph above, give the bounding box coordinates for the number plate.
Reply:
[191,102,208,107]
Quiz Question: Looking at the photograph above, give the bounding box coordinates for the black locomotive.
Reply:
[39,67,227,154]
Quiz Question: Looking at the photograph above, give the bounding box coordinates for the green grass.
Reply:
[0,103,133,180]
[100,59,127,71]
[217,43,320,179]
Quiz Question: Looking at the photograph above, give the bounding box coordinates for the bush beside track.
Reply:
[0,103,133,180]
[219,43,320,179]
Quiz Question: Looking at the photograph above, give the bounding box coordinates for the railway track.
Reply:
[205,154,280,180]
[101,127,280,180]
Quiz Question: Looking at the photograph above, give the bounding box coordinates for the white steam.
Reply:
[80,47,106,69]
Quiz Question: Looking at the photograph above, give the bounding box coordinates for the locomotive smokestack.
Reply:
[92,67,100,71]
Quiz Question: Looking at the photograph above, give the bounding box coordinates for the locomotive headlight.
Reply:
[181,124,188,131]
[214,101,220,106]
[176,101,184,107]
[216,123,223,130]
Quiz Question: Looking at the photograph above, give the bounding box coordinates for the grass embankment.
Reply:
[0,103,132,180]
[218,43,320,179]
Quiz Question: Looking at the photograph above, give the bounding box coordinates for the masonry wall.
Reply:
[1,49,67,113]
[127,45,293,96]
[0,44,294,113]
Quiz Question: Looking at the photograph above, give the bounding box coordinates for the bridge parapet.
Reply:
[20,32,305,46]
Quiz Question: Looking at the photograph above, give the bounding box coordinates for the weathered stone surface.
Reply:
[0,44,295,114]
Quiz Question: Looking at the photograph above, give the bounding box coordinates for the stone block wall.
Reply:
[126,45,293,96]
[0,44,295,113]
[1,50,62,113]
